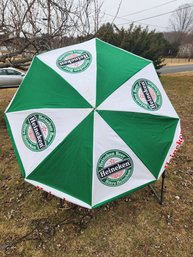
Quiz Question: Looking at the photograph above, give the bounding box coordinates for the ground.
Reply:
[0,74,193,257]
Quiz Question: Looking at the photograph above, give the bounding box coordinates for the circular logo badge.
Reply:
[97,150,133,187]
[22,113,56,152]
[56,50,92,73]
[132,78,162,111]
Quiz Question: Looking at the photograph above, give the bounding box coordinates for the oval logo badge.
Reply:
[97,150,133,187]
[22,113,56,152]
[56,50,92,73]
[132,78,162,111]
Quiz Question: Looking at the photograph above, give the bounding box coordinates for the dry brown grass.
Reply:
[0,77,193,257]
[163,58,193,66]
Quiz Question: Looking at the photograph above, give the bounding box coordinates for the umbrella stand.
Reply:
[42,194,70,208]
[148,170,166,205]
[45,171,166,207]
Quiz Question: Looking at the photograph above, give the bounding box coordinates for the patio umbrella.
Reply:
[5,38,182,209]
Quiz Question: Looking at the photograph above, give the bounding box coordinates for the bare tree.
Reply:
[0,0,103,69]
[0,0,39,68]
[169,4,193,33]
[75,0,104,36]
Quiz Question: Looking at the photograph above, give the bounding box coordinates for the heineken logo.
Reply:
[22,113,56,152]
[132,79,162,111]
[97,150,133,187]
[56,50,92,73]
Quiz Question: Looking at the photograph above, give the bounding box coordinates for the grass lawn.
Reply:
[0,74,193,257]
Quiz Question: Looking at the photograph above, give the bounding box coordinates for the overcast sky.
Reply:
[102,0,191,31]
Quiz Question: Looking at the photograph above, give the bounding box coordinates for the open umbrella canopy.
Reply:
[5,38,182,209]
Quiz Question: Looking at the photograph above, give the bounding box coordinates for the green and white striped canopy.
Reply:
[5,38,182,209]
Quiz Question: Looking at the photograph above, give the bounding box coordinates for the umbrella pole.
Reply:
[60,198,64,208]
[160,170,166,204]
[148,170,166,205]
